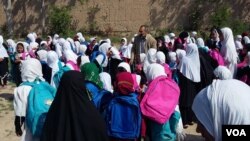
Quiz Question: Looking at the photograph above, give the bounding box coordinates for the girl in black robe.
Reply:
[0,38,9,87]
[41,71,109,141]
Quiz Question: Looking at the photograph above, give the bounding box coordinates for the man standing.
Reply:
[130,25,157,68]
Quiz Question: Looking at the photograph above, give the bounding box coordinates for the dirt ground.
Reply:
[0,84,204,141]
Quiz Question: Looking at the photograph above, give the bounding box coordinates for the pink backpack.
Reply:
[140,76,180,124]
[67,60,80,71]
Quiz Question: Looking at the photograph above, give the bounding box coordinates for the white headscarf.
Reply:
[0,36,9,58]
[52,34,59,45]
[164,35,171,43]
[192,79,250,141]
[176,49,186,62]
[99,43,110,54]
[242,36,250,44]
[37,50,48,62]
[95,54,108,67]
[80,55,90,66]
[47,51,62,87]
[120,38,131,58]
[63,41,72,51]
[178,43,200,82]
[118,62,131,72]
[99,72,113,93]
[66,38,76,52]
[196,38,205,47]
[76,32,85,43]
[28,42,38,52]
[110,47,121,60]
[168,51,177,63]
[235,37,243,50]
[146,63,167,82]
[106,38,111,45]
[220,27,238,64]
[213,66,232,80]
[6,39,16,53]
[156,51,165,64]
[27,33,35,42]
[63,50,78,64]
[21,58,44,82]
[79,44,87,55]
[140,53,146,63]
[143,48,157,74]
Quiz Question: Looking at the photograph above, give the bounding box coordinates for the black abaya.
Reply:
[41,71,109,141]
[0,58,9,86]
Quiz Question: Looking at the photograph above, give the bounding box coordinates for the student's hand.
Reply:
[0,58,3,62]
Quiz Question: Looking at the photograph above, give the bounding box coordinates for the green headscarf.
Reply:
[81,63,103,89]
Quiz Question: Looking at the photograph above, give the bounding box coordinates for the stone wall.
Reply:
[1,0,250,36]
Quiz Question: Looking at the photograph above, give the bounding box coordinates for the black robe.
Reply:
[237,66,250,86]
[0,57,9,86]
[198,48,216,91]
[107,58,123,84]
[41,62,52,84]
[41,71,109,141]
[178,71,200,125]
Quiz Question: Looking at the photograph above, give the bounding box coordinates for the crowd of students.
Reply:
[0,25,250,141]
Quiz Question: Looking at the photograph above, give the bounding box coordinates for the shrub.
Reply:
[47,6,72,36]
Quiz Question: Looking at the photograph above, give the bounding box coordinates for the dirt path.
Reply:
[0,84,204,141]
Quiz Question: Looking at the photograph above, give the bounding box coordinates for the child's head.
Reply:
[16,43,24,53]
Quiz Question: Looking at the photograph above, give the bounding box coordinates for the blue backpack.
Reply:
[90,51,106,63]
[53,62,70,88]
[105,93,141,139]
[85,82,113,113]
[22,80,56,137]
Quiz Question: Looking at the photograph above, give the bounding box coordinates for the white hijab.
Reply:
[140,53,146,63]
[120,38,132,59]
[95,54,108,67]
[0,36,9,58]
[192,79,250,141]
[235,35,243,50]
[76,32,85,43]
[79,44,87,55]
[178,43,200,82]
[27,33,35,42]
[64,50,78,64]
[110,47,121,60]
[99,43,110,54]
[99,72,113,93]
[80,55,90,67]
[37,50,48,62]
[220,27,238,64]
[156,51,165,64]
[176,49,186,62]
[118,62,131,72]
[213,66,232,80]
[28,42,38,52]
[6,39,16,53]
[146,63,167,82]
[168,51,177,63]
[21,58,44,82]
[47,51,62,87]
[143,48,157,74]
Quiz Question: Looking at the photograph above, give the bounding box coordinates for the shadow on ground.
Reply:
[0,93,14,101]
[185,134,205,141]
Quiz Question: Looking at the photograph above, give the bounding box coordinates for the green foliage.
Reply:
[210,6,232,27]
[0,23,9,38]
[188,8,202,31]
[48,6,73,36]
[230,19,249,35]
